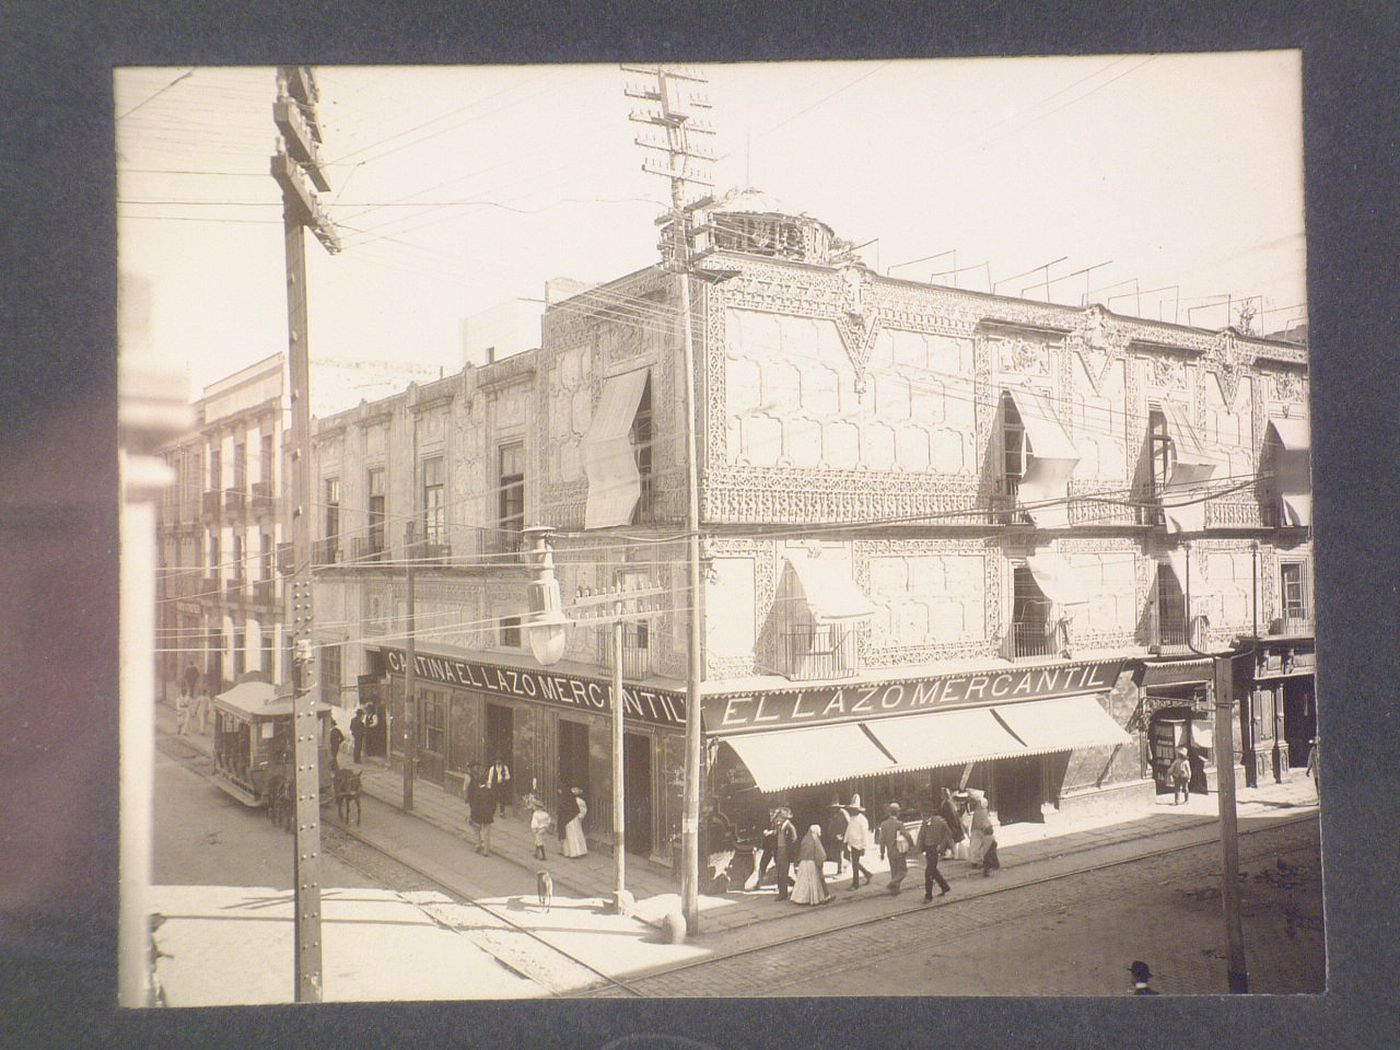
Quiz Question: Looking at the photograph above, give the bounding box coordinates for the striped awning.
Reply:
[993,695,1133,757]
[721,722,896,793]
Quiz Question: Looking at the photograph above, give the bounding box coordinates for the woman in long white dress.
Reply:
[790,825,832,905]
[562,786,589,858]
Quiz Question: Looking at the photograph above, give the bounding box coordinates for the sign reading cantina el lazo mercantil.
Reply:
[379,646,686,728]
[704,659,1128,734]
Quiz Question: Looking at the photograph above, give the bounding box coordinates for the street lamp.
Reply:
[522,525,569,667]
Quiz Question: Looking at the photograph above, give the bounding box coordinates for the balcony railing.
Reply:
[277,542,295,575]
[201,489,222,518]
[225,576,245,602]
[199,575,220,599]
[224,488,247,516]
[1009,620,1056,658]
[1152,609,1210,653]
[250,481,275,518]
[253,579,275,606]
[598,630,652,681]
[410,540,452,566]
[352,535,387,564]
[784,623,857,681]
[314,538,341,566]
[990,482,1032,526]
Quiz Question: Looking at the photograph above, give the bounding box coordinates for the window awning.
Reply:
[721,722,896,793]
[581,369,649,529]
[1280,493,1312,527]
[866,707,1030,770]
[992,695,1133,757]
[785,556,877,622]
[1160,402,1219,534]
[1267,417,1310,452]
[1006,386,1079,529]
[1026,549,1090,607]
[1190,716,1215,751]
[1163,548,1191,594]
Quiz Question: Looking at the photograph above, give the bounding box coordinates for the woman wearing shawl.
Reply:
[968,792,993,865]
[790,824,832,905]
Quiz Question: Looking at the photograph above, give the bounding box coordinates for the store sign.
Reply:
[705,659,1127,734]
[379,646,686,728]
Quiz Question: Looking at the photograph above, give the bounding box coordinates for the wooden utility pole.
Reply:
[403,520,416,811]
[624,63,715,934]
[272,64,340,1004]
[1213,654,1249,993]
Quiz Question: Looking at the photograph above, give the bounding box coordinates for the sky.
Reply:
[115,53,1306,417]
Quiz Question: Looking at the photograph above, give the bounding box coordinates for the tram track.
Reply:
[156,731,646,998]
[158,730,1316,998]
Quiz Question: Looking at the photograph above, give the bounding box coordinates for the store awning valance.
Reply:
[1006,386,1079,529]
[1160,402,1220,534]
[721,722,896,793]
[214,680,331,718]
[581,369,649,529]
[1026,549,1090,608]
[992,695,1132,757]
[866,707,1029,771]
[785,556,877,622]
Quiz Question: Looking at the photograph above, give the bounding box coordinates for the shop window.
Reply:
[497,442,525,541]
[499,615,522,649]
[421,692,445,755]
[1280,561,1309,621]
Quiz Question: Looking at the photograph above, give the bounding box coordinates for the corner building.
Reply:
[314,189,1314,872]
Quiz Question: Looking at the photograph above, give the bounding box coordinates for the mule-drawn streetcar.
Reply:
[211,680,335,812]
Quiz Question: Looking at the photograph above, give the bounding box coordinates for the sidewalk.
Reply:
[155,698,1320,944]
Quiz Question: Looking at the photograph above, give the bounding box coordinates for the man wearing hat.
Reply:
[1128,960,1158,994]
[843,794,872,890]
[876,802,915,895]
[826,799,849,877]
[772,807,799,901]
[1168,746,1192,805]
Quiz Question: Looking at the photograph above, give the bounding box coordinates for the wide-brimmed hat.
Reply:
[1176,746,1189,756]
[846,793,864,813]
[570,786,583,795]
[1129,961,1153,982]
[887,802,901,814]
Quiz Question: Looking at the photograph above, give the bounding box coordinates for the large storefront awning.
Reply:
[1160,401,1220,534]
[785,555,877,622]
[721,722,896,793]
[1006,386,1079,529]
[866,706,1029,770]
[581,368,649,529]
[992,695,1133,757]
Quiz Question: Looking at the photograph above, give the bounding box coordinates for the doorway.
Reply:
[1282,678,1316,769]
[486,702,514,769]
[993,755,1046,824]
[416,688,447,785]
[558,718,590,805]
[624,731,653,856]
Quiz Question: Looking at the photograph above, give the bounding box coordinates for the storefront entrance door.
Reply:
[994,755,1046,824]
[624,731,653,856]
[417,689,447,785]
[486,702,514,769]
[1283,679,1316,769]
[558,718,590,802]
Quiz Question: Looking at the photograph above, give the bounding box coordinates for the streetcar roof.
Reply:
[213,680,332,718]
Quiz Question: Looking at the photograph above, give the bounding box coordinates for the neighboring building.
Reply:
[156,355,288,698]
[460,298,545,367]
[311,187,1314,871]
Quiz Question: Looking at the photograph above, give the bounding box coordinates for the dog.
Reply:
[535,869,554,912]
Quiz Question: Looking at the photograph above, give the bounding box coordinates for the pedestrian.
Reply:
[487,755,512,816]
[561,786,588,858]
[876,802,914,895]
[915,808,954,901]
[980,825,1001,877]
[826,800,849,876]
[466,765,494,855]
[772,807,799,900]
[790,825,832,905]
[349,707,365,764]
[175,690,191,736]
[329,721,345,772]
[968,792,993,864]
[1168,746,1191,805]
[1306,735,1320,802]
[529,800,553,861]
[951,790,973,861]
[939,788,966,858]
[364,703,382,758]
[181,660,199,700]
[748,811,778,890]
[1128,960,1158,995]
[194,686,212,734]
[844,794,873,890]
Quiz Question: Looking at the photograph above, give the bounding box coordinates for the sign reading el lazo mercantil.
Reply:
[705,659,1127,734]
[379,646,686,728]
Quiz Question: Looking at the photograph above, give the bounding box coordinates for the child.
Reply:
[1169,746,1192,805]
[530,801,553,861]
[980,826,1001,877]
